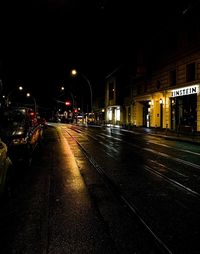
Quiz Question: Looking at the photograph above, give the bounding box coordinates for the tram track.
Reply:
[68,125,200,199]
[64,127,173,254]
[143,164,200,199]
[64,125,200,252]
[146,140,200,156]
[143,147,200,170]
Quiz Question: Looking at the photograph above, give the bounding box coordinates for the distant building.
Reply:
[105,65,134,126]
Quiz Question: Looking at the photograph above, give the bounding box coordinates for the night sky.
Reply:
[0,0,196,106]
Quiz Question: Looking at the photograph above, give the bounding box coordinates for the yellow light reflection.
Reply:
[58,127,85,192]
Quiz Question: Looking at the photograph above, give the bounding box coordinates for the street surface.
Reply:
[1,123,200,253]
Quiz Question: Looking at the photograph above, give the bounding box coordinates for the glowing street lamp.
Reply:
[71,69,93,114]
[26,92,37,113]
[71,69,77,76]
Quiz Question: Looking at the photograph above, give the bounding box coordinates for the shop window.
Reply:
[169,69,176,86]
[176,94,197,128]
[115,108,120,121]
[107,109,112,121]
[186,62,196,82]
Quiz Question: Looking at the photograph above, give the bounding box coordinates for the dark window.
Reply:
[187,23,198,45]
[186,62,196,82]
[170,69,176,86]
[137,84,142,95]
[156,80,161,90]
[109,82,114,100]
[144,83,147,93]
[123,86,130,97]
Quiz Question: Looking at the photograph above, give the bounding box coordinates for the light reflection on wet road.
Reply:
[64,124,200,253]
[1,123,200,253]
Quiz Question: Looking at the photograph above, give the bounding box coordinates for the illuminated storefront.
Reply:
[106,106,121,126]
[170,84,199,131]
[133,84,200,132]
[133,92,166,128]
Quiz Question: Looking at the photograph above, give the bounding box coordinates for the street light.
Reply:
[26,93,37,113]
[54,86,75,109]
[159,98,163,128]
[56,86,65,98]
[71,69,93,114]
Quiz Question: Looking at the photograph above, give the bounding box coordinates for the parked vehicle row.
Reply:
[0,107,44,165]
[0,138,13,197]
[0,107,45,197]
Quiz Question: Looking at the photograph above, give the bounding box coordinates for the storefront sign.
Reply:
[171,85,199,97]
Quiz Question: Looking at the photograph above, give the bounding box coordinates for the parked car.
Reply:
[37,115,47,128]
[0,138,12,197]
[0,107,43,167]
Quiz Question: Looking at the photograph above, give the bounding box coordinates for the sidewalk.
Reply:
[74,123,200,145]
[122,126,200,145]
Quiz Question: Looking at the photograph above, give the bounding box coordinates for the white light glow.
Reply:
[108,109,112,120]
[115,108,120,121]
[171,84,199,97]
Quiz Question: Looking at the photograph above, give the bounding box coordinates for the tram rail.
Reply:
[65,127,173,254]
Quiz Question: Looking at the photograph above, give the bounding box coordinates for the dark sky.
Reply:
[0,0,196,105]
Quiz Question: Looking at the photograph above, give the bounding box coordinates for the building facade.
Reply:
[105,4,200,133]
[105,75,122,126]
[133,50,200,132]
[105,66,132,126]
[105,50,200,133]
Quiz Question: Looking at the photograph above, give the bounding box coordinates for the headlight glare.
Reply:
[12,137,28,145]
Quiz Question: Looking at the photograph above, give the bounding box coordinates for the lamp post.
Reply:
[26,93,37,113]
[71,69,93,114]
[59,86,65,97]
[159,98,163,128]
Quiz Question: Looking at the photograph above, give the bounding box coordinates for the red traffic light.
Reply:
[65,101,71,106]
[30,112,35,116]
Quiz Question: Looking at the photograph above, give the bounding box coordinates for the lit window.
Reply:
[115,108,120,121]
[108,109,112,120]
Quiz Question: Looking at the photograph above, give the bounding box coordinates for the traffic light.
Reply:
[65,101,71,106]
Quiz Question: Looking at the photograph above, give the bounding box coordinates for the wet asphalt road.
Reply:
[1,123,200,254]
[61,124,200,253]
[0,125,119,254]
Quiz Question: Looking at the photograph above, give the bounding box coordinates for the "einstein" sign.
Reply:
[171,85,199,97]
